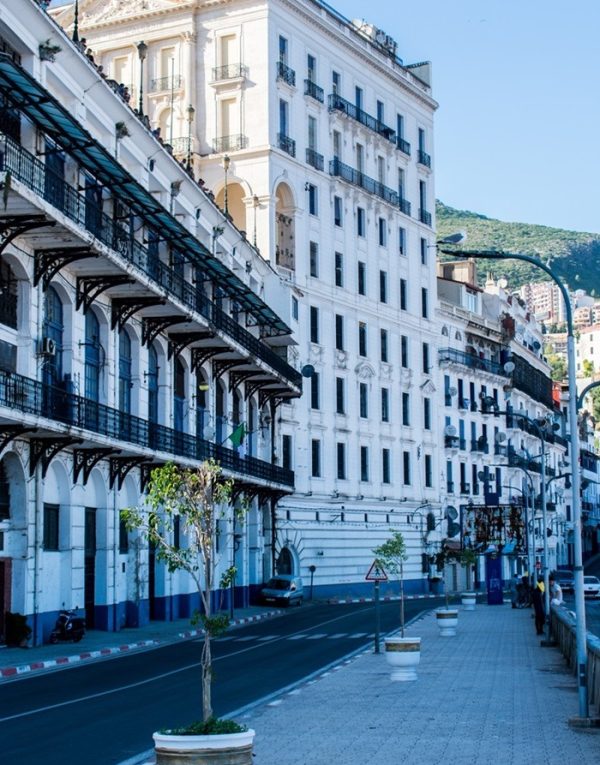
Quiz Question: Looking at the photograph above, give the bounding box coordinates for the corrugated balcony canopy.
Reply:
[0,53,290,336]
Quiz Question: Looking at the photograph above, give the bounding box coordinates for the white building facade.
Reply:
[59,0,442,597]
[0,1,300,644]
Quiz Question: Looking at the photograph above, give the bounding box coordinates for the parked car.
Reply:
[555,569,574,592]
[260,575,304,607]
[583,575,600,598]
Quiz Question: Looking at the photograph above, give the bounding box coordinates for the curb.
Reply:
[0,610,281,681]
[327,593,442,604]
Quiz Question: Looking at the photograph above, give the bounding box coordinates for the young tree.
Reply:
[373,531,408,637]
[122,460,239,724]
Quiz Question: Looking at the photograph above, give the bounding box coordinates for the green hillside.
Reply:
[436,201,600,295]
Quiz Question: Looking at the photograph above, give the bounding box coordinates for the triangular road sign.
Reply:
[365,559,388,581]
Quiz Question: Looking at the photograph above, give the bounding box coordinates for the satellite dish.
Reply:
[532,340,541,350]
[495,432,507,443]
[444,425,457,437]
[446,506,458,521]
[448,386,458,397]
[503,361,515,374]
[301,364,316,378]
[203,426,215,441]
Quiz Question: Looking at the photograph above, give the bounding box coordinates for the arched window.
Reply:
[0,258,18,329]
[276,546,293,575]
[118,329,132,414]
[43,287,63,387]
[84,310,103,402]
[147,345,159,424]
[173,358,185,433]
[215,381,226,442]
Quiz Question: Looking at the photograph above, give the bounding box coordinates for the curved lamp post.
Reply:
[441,245,588,720]
[137,41,148,117]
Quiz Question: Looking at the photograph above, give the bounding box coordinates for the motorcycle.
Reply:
[49,607,86,644]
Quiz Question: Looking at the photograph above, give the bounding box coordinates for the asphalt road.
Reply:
[0,598,443,765]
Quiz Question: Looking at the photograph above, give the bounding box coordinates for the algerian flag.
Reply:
[227,422,246,448]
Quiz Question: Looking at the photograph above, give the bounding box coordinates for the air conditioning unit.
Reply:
[444,425,457,437]
[41,337,57,356]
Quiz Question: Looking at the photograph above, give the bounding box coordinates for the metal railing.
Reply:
[277,133,296,157]
[169,137,191,155]
[306,147,324,171]
[550,606,600,711]
[276,61,296,87]
[213,134,247,153]
[397,137,411,155]
[0,134,301,388]
[149,75,183,93]
[0,369,294,487]
[329,158,408,211]
[439,347,508,377]
[418,149,431,167]
[304,80,324,103]
[419,208,432,226]
[327,93,396,144]
[212,64,248,81]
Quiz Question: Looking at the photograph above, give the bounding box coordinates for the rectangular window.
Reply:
[357,207,365,237]
[401,335,408,368]
[309,241,319,277]
[358,261,366,295]
[360,445,369,482]
[310,371,320,409]
[472,464,479,495]
[337,442,346,479]
[282,434,292,470]
[420,237,428,265]
[397,113,404,139]
[381,387,390,422]
[335,314,345,351]
[400,279,407,310]
[376,99,385,124]
[422,342,430,374]
[402,392,410,426]
[308,115,317,150]
[279,35,288,63]
[308,183,318,215]
[421,287,428,318]
[380,328,388,362]
[398,227,406,255]
[356,143,364,172]
[311,439,321,477]
[402,451,411,485]
[43,503,59,551]
[382,448,391,484]
[379,270,388,303]
[424,397,431,430]
[173,515,181,550]
[333,129,342,159]
[336,377,345,414]
[378,217,387,247]
[335,251,344,287]
[279,98,288,135]
[358,322,367,356]
[334,196,343,226]
[425,454,433,488]
[377,155,385,185]
[444,374,452,406]
[446,459,454,493]
[307,53,316,81]
[119,518,129,554]
[418,127,426,152]
[291,295,299,321]
[332,70,341,94]
[359,382,368,418]
[310,305,319,343]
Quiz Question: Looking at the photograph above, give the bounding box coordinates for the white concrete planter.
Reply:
[153,728,255,764]
[461,592,477,611]
[436,608,459,637]
[383,636,421,681]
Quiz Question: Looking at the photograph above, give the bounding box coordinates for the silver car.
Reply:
[260,575,304,607]
[583,575,600,598]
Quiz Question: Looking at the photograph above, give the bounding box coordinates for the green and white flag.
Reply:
[227,422,246,448]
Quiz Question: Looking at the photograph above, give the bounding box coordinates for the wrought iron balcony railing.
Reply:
[397,137,411,156]
[306,147,324,171]
[471,438,489,454]
[275,246,295,270]
[328,93,396,144]
[419,208,432,226]
[460,483,471,494]
[0,134,301,388]
[0,369,294,487]
[276,61,296,87]
[304,80,324,103]
[439,348,508,378]
[212,64,248,81]
[277,133,296,157]
[213,134,248,153]
[149,75,183,93]
[418,149,431,167]
[329,158,409,212]
[169,137,191,155]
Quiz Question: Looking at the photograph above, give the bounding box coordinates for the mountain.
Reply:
[435,201,600,295]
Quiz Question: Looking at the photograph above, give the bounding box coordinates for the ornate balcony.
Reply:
[418,149,431,167]
[276,61,296,87]
[328,93,396,144]
[439,347,508,377]
[397,137,411,156]
[419,208,432,226]
[149,75,183,93]
[211,64,248,81]
[277,133,296,157]
[329,158,409,212]
[306,147,324,171]
[213,134,248,153]
[304,80,324,103]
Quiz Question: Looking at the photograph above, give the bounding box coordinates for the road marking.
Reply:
[257,635,279,641]
[328,633,347,639]
[235,636,258,642]
[348,633,368,639]
[287,634,307,640]
[306,633,327,640]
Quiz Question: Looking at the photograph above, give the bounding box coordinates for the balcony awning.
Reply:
[0,54,290,336]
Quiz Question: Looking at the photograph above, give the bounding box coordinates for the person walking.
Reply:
[532,576,545,635]
[549,574,563,605]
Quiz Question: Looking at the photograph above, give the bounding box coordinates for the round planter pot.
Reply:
[153,728,255,765]
[461,592,477,611]
[383,636,421,681]
[436,608,459,637]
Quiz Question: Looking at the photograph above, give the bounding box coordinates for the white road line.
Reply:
[348,633,368,639]
[257,635,279,641]
[327,633,347,639]
[287,634,307,640]
[306,633,327,640]
[235,636,258,642]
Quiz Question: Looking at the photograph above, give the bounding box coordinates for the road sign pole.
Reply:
[374,580,380,654]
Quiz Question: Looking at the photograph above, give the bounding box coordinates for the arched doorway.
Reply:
[215,182,246,232]
[276,546,293,575]
[275,182,295,270]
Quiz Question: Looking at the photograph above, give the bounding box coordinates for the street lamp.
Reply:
[502,484,535,582]
[441,244,589,720]
[222,154,231,217]
[186,104,195,172]
[252,194,260,248]
[137,41,148,117]
[72,0,80,44]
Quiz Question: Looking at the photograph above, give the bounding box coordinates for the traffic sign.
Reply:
[366,559,388,582]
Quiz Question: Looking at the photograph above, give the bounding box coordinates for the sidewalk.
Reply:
[0,606,281,680]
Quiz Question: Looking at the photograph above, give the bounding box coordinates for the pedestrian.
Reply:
[511,574,520,608]
[549,574,563,605]
[532,576,545,635]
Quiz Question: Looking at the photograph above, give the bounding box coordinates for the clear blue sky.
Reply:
[335,0,600,233]
[50,1,599,233]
